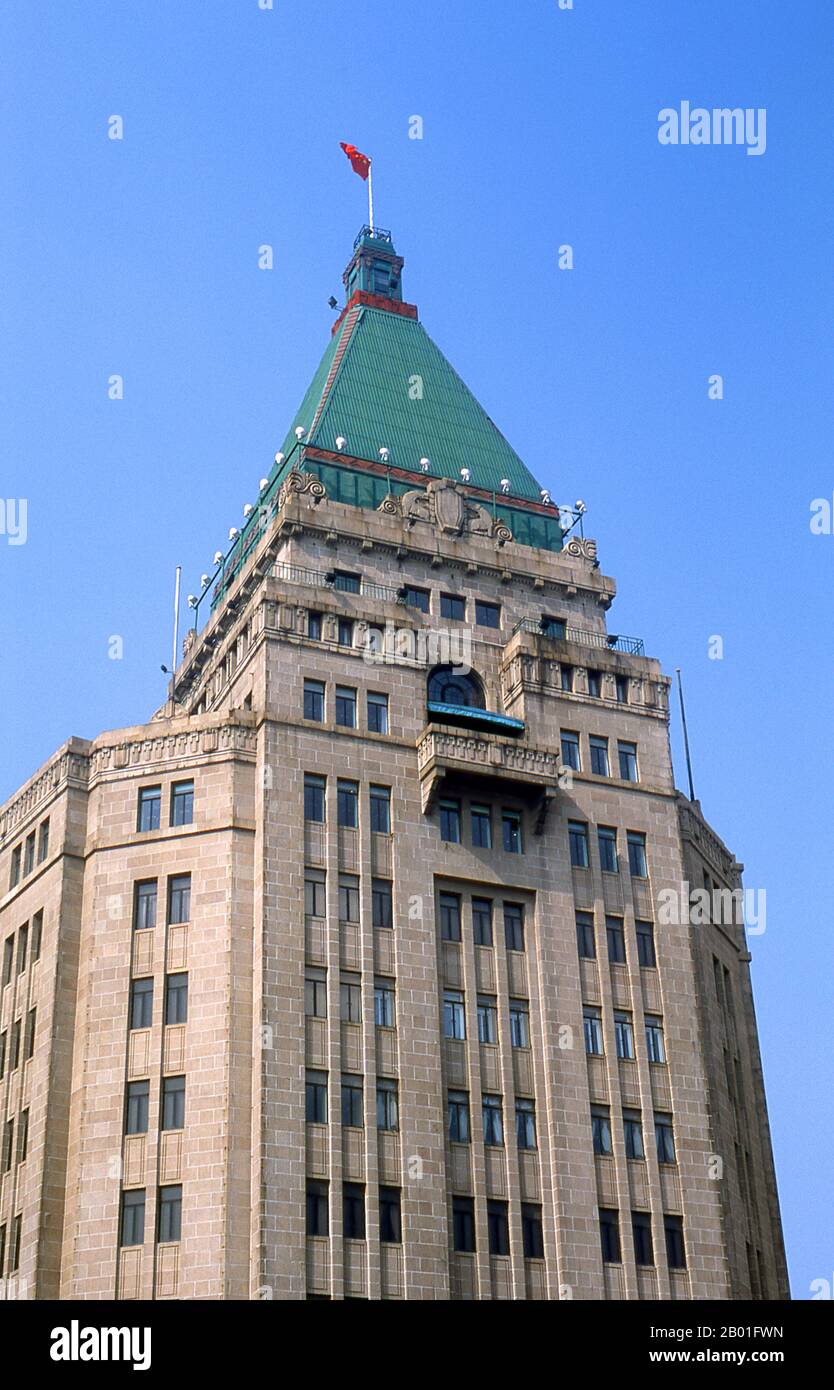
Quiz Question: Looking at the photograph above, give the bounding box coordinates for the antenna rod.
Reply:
[171,566,182,692]
[675,666,696,802]
[368,161,374,234]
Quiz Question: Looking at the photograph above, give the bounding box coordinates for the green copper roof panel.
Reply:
[278,307,544,502]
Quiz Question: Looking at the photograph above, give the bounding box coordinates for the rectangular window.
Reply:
[338,875,360,923]
[477,996,498,1045]
[342,1186,367,1243]
[24,1009,35,1061]
[646,1015,666,1064]
[541,615,566,640]
[0,1031,5,1080]
[632,1211,654,1266]
[599,1208,621,1263]
[305,968,327,1019]
[453,1196,476,1252]
[439,892,462,942]
[333,570,361,593]
[9,1214,21,1272]
[623,1110,645,1160]
[583,1007,603,1056]
[164,973,188,1026]
[560,731,580,771]
[308,611,322,640]
[402,585,430,613]
[167,874,190,926]
[636,920,656,968]
[2,1120,13,1172]
[655,1113,676,1165]
[504,902,525,952]
[606,915,626,964]
[133,880,157,931]
[367,692,389,734]
[304,679,325,721]
[665,1214,686,1269]
[10,1019,21,1069]
[576,910,595,959]
[443,989,466,1040]
[125,1080,150,1135]
[509,999,529,1048]
[335,685,356,728]
[522,1203,544,1259]
[306,1181,328,1236]
[502,809,522,854]
[37,819,50,863]
[369,785,391,833]
[120,1190,145,1247]
[482,1094,504,1146]
[627,831,648,878]
[162,1075,186,1131]
[374,978,395,1028]
[439,798,461,843]
[170,781,194,826]
[487,1200,509,1256]
[448,1091,470,1144]
[137,786,161,832]
[379,1187,402,1244]
[2,936,13,986]
[341,1074,364,1128]
[371,877,393,930]
[337,780,359,828]
[589,736,609,776]
[305,871,326,919]
[516,1097,537,1150]
[615,675,629,704]
[440,593,466,621]
[376,1079,399,1132]
[588,669,602,698]
[304,774,326,822]
[16,925,27,975]
[340,974,362,1024]
[158,1185,182,1243]
[31,910,43,961]
[592,1105,613,1157]
[130,978,153,1031]
[617,741,638,782]
[569,821,589,868]
[10,846,21,889]
[472,897,493,947]
[615,1011,635,1060]
[475,600,500,629]
[305,1070,328,1124]
[560,664,574,692]
[337,617,354,647]
[598,827,619,874]
[17,1109,28,1165]
[471,804,492,849]
[23,832,35,876]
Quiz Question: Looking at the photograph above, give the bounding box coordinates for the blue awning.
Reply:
[426,702,525,736]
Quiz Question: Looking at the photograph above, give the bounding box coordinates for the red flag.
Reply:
[340,142,371,181]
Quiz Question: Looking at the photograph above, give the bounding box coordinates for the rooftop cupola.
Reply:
[342,226,405,306]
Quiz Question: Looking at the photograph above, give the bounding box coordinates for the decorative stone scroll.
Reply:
[380,478,512,545]
[563,536,598,563]
[277,469,326,508]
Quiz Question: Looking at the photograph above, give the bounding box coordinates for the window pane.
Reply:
[170,781,194,826]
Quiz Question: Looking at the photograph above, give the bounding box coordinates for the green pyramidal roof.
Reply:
[274,231,546,503]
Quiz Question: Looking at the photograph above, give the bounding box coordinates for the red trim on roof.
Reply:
[331,290,418,336]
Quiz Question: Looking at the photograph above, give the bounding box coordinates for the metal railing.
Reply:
[272,562,402,605]
[513,616,645,657]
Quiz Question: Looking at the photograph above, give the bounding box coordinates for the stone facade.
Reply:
[0,470,788,1300]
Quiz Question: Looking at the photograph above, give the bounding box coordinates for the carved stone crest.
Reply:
[379,478,512,545]
[278,469,327,508]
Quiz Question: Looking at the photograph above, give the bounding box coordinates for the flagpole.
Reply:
[368,162,374,235]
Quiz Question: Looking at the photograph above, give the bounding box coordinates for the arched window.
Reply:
[427,666,485,709]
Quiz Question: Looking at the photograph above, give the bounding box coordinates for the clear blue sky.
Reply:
[1,0,831,1298]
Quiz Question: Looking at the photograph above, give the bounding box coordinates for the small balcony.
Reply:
[417,725,562,832]
[513,616,645,657]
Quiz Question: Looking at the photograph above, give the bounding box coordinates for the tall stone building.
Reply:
[0,227,787,1301]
